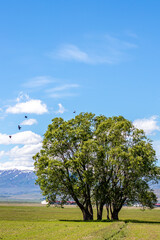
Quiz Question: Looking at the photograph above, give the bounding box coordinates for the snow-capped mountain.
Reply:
[0,169,160,203]
[0,169,42,202]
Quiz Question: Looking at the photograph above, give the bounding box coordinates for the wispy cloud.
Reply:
[22,76,54,88]
[0,108,5,120]
[125,30,138,39]
[123,42,137,49]
[58,44,91,63]
[152,140,160,164]
[105,34,138,49]
[0,151,5,159]
[133,116,160,135]
[47,84,79,92]
[46,83,80,98]
[21,118,38,126]
[49,93,78,98]
[52,34,138,65]
[16,92,30,103]
[55,44,112,64]
[56,103,66,114]
[6,99,48,115]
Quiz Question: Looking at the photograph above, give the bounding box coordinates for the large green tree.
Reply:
[33,113,160,221]
[34,113,96,220]
[94,116,159,220]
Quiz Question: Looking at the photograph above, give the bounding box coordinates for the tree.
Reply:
[33,113,160,221]
[94,116,160,220]
[34,113,96,220]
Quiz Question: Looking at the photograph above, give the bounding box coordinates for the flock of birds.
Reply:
[8,111,77,139]
[9,115,28,139]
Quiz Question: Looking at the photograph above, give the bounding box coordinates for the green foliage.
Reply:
[33,112,160,220]
[94,115,160,219]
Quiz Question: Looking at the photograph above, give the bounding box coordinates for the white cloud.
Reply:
[133,116,160,135]
[0,130,42,170]
[152,141,160,164]
[57,44,91,63]
[16,92,30,103]
[0,151,5,159]
[6,99,48,114]
[56,103,66,114]
[47,84,79,92]
[125,31,138,39]
[123,42,137,49]
[46,83,80,98]
[8,143,42,158]
[56,44,111,64]
[0,162,34,170]
[0,143,42,170]
[49,93,77,98]
[0,131,42,145]
[53,35,138,65]
[105,34,138,49]
[23,76,54,88]
[21,118,38,126]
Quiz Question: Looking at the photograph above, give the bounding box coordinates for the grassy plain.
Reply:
[0,204,160,239]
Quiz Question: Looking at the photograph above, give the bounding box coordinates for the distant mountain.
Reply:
[0,169,43,202]
[0,169,160,203]
[151,182,160,202]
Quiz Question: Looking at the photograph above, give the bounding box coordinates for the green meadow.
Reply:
[0,204,160,239]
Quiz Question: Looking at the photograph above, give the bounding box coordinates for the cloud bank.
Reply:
[0,130,42,170]
[0,131,42,145]
[133,116,160,135]
[6,99,48,115]
[0,143,42,170]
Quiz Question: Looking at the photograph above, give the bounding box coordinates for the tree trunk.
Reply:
[110,204,113,219]
[87,185,93,217]
[111,209,119,220]
[88,201,93,217]
[106,204,110,220]
[70,191,93,221]
[96,203,104,220]
[82,208,93,221]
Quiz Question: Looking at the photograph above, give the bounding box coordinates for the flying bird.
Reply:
[73,111,76,114]
[9,135,12,138]
[18,125,21,130]
[25,116,28,118]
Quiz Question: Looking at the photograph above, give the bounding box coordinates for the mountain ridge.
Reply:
[0,169,43,202]
[0,169,160,203]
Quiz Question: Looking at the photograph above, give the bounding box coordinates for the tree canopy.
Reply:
[33,113,160,220]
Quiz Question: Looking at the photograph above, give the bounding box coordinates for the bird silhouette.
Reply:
[73,111,76,114]
[9,135,12,138]
[25,116,28,118]
[18,125,21,130]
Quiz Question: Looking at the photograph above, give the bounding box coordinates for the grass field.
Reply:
[0,204,160,239]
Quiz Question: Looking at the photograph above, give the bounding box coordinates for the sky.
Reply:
[0,0,160,170]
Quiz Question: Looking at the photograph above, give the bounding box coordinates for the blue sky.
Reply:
[0,0,160,169]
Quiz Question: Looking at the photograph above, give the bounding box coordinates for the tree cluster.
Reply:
[33,113,160,220]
